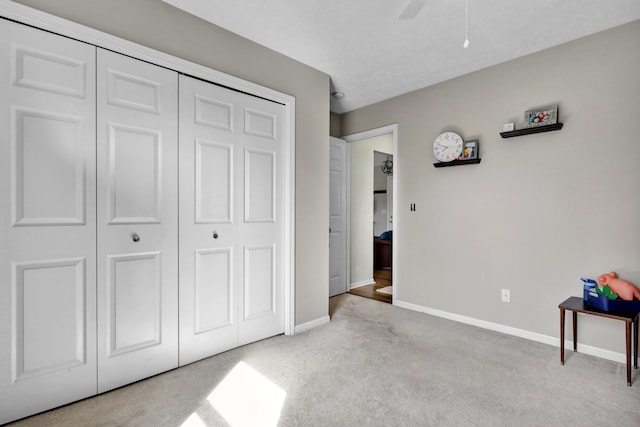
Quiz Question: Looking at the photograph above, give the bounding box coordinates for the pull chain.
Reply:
[463,0,470,48]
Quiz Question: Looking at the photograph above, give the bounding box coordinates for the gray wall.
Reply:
[14,0,331,326]
[342,20,640,354]
[330,111,342,138]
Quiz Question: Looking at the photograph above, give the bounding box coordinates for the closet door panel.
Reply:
[13,109,87,225]
[107,252,162,354]
[238,96,285,345]
[244,149,275,222]
[244,245,276,319]
[179,75,285,365]
[107,124,162,222]
[97,48,178,393]
[196,140,233,223]
[179,76,238,365]
[0,21,97,425]
[14,258,87,374]
[194,248,233,332]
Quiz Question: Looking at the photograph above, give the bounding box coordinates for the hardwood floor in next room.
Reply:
[349,268,392,304]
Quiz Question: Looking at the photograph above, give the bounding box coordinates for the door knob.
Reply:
[212,231,219,239]
[131,233,140,242]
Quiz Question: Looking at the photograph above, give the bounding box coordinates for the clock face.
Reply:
[433,132,464,162]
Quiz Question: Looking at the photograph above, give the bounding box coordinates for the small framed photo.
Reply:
[461,140,478,160]
[502,122,514,132]
[524,104,558,128]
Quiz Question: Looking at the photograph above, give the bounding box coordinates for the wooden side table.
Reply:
[559,296,639,386]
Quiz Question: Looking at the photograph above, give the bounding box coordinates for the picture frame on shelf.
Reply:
[524,104,558,128]
[502,122,514,132]
[461,140,478,160]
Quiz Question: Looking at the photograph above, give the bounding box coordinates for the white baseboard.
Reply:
[294,315,330,335]
[393,299,627,364]
[350,278,375,289]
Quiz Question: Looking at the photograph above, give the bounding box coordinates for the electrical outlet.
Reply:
[501,289,511,303]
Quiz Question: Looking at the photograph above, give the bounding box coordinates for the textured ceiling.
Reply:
[162,0,640,113]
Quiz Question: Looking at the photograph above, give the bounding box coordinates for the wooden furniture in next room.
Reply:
[374,237,392,269]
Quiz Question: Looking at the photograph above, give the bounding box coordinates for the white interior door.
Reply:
[179,75,285,365]
[329,137,348,297]
[0,21,97,424]
[96,49,178,392]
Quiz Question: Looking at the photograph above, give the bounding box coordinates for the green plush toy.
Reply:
[595,285,619,300]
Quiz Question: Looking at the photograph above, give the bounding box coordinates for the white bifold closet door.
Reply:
[179,75,285,365]
[0,17,287,424]
[0,21,97,423]
[96,49,179,392]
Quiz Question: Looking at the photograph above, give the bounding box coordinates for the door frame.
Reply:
[343,124,398,302]
[0,1,296,335]
[386,175,393,231]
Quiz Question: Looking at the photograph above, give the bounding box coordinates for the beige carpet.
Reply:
[9,293,640,426]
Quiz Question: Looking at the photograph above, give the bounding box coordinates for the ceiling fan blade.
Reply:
[399,0,426,20]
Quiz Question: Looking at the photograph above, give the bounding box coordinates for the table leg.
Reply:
[560,308,565,365]
[634,316,638,370]
[572,311,578,352]
[626,321,632,386]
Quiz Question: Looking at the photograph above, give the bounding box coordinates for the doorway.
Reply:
[349,149,393,303]
[341,124,398,303]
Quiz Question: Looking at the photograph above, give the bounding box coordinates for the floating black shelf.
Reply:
[500,123,563,138]
[433,158,481,168]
